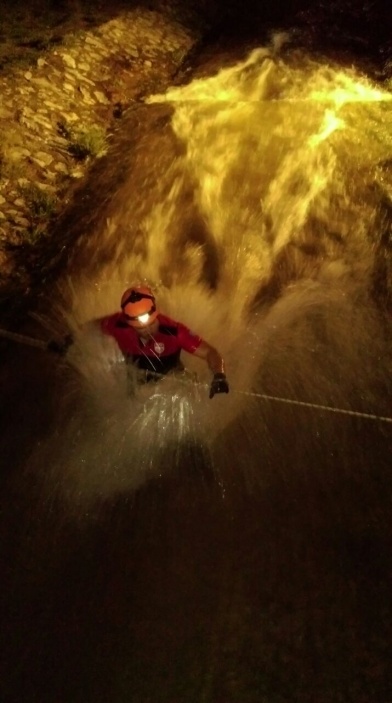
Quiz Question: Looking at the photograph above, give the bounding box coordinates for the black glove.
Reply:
[209,372,229,399]
[47,334,74,356]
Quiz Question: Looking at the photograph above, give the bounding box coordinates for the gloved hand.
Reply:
[47,334,74,356]
[209,372,229,399]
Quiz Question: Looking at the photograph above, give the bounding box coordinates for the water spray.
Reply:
[1,322,390,426]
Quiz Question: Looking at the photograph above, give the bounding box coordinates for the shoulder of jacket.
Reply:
[157,313,179,336]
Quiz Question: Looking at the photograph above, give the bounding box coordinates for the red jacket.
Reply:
[100,312,202,374]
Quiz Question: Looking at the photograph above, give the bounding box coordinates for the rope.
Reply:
[1,325,390,426]
[0,327,48,350]
[161,374,392,425]
[231,388,392,425]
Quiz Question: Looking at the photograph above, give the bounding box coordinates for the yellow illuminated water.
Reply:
[44,43,392,503]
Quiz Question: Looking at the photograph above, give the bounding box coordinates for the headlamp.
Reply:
[137,313,151,325]
[123,304,156,322]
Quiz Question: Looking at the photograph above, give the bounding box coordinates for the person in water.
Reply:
[96,284,229,398]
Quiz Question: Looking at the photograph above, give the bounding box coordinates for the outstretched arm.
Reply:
[193,341,229,398]
[193,340,225,375]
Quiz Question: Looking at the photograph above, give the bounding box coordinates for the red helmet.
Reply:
[120,285,158,328]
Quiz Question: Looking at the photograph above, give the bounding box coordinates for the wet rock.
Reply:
[79,86,95,105]
[61,54,77,69]
[93,91,110,104]
[54,163,68,174]
[31,115,53,130]
[65,112,80,123]
[84,35,105,49]
[14,217,30,227]
[63,82,75,94]
[7,147,30,160]
[31,77,52,89]
[37,183,56,193]
[35,152,54,167]
[32,158,49,169]
[128,47,140,58]
[71,169,85,179]
[51,136,70,148]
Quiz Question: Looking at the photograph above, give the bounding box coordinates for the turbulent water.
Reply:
[32,36,392,507]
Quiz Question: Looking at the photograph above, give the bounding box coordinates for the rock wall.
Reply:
[0,2,207,300]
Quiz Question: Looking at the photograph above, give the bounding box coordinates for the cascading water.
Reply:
[33,38,392,507]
